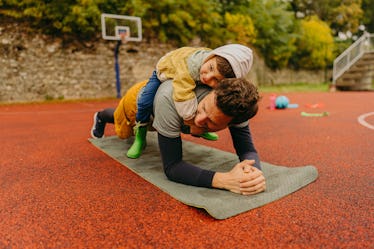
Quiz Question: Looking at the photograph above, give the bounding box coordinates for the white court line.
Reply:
[357,112,374,130]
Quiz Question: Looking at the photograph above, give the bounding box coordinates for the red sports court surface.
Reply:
[0,91,373,248]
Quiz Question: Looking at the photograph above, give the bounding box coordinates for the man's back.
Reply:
[152,79,210,138]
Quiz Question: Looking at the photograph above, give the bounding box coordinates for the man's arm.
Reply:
[229,124,261,170]
[212,160,266,195]
[158,132,266,195]
[157,133,215,188]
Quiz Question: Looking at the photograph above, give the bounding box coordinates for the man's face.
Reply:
[194,92,232,132]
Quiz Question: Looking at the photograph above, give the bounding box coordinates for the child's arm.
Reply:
[157,47,208,121]
[171,59,198,121]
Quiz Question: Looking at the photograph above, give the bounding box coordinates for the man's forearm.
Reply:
[229,125,261,169]
[157,133,215,187]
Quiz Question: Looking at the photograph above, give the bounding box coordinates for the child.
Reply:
[92,44,253,159]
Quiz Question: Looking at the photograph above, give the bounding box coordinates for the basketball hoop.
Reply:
[101,13,142,98]
[101,13,142,42]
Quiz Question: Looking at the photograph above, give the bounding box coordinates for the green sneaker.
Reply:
[127,125,147,159]
[199,132,219,141]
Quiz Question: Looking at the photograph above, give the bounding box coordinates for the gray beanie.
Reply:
[204,44,253,78]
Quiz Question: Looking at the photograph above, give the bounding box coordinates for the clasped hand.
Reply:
[228,160,266,195]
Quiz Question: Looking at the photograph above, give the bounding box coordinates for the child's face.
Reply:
[199,56,224,88]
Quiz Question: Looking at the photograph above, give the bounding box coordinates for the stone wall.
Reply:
[0,21,175,102]
[0,21,329,103]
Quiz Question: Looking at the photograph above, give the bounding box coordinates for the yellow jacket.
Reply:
[157,47,211,101]
[113,80,148,139]
[156,47,211,120]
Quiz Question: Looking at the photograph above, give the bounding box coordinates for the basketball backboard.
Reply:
[101,13,142,42]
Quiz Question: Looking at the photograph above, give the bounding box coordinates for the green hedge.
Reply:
[0,0,365,70]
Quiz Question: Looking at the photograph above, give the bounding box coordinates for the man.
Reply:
[91,78,266,195]
[152,78,266,195]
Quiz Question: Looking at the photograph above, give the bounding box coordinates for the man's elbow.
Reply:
[163,166,178,182]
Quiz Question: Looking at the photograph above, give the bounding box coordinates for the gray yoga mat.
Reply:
[89,132,318,219]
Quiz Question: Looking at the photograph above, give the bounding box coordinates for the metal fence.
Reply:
[332,32,374,85]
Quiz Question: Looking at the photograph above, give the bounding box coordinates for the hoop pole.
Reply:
[114,40,122,98]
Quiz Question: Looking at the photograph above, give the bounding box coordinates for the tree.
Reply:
[247,0,297,69]
[121,0,223,46]
[0,0,104,39]
[330,0,363,35]
[223,12,256,47]
[361,0,374,32]
[292,15,335,69]
[290,0,364,36]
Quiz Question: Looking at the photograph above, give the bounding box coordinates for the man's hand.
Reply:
[212,160,266,195]
[239,165,266,195]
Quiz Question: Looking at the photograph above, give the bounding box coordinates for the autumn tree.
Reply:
[223,12,256,47]
[292,15,335,69]
[290,0,364,35]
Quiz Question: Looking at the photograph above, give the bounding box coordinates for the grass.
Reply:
[258,82,330,93]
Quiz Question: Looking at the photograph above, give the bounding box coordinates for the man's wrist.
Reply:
[212,172,226,190]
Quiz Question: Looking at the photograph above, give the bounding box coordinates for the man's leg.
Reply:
[91,108,115,139]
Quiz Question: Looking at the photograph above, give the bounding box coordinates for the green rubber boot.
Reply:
[127,125,147,159]
[199,132,219,141]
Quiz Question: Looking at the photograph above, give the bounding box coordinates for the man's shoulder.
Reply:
[156,79,173,95]
[195,84,212,102]
[154,80,174,109]
[153,80,182,138]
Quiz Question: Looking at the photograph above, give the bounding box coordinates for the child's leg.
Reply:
[128,71,161,159]
[136,71,161,123]
[91,108,115,139]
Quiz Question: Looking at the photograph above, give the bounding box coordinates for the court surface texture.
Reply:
[1,91,373,248]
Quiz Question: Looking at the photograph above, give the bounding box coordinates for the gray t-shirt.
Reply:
[152,79,209,138]
[152,79,248,138]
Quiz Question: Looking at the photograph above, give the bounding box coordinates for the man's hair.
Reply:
[214,78,260,124]
[216,56,236,78]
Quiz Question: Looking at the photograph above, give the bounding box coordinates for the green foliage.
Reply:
[330,0,363,34]
[0,0,103,39]
[224,12,256,46]
[290,0,364,35]
[0,0,370,70]
[293,16,335,69]
[290,0,338,20]
[63,0,103,37]
[362,0,374,32]
[246,0,297,69]
[119,0,255,48]
[120,0,223,46]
